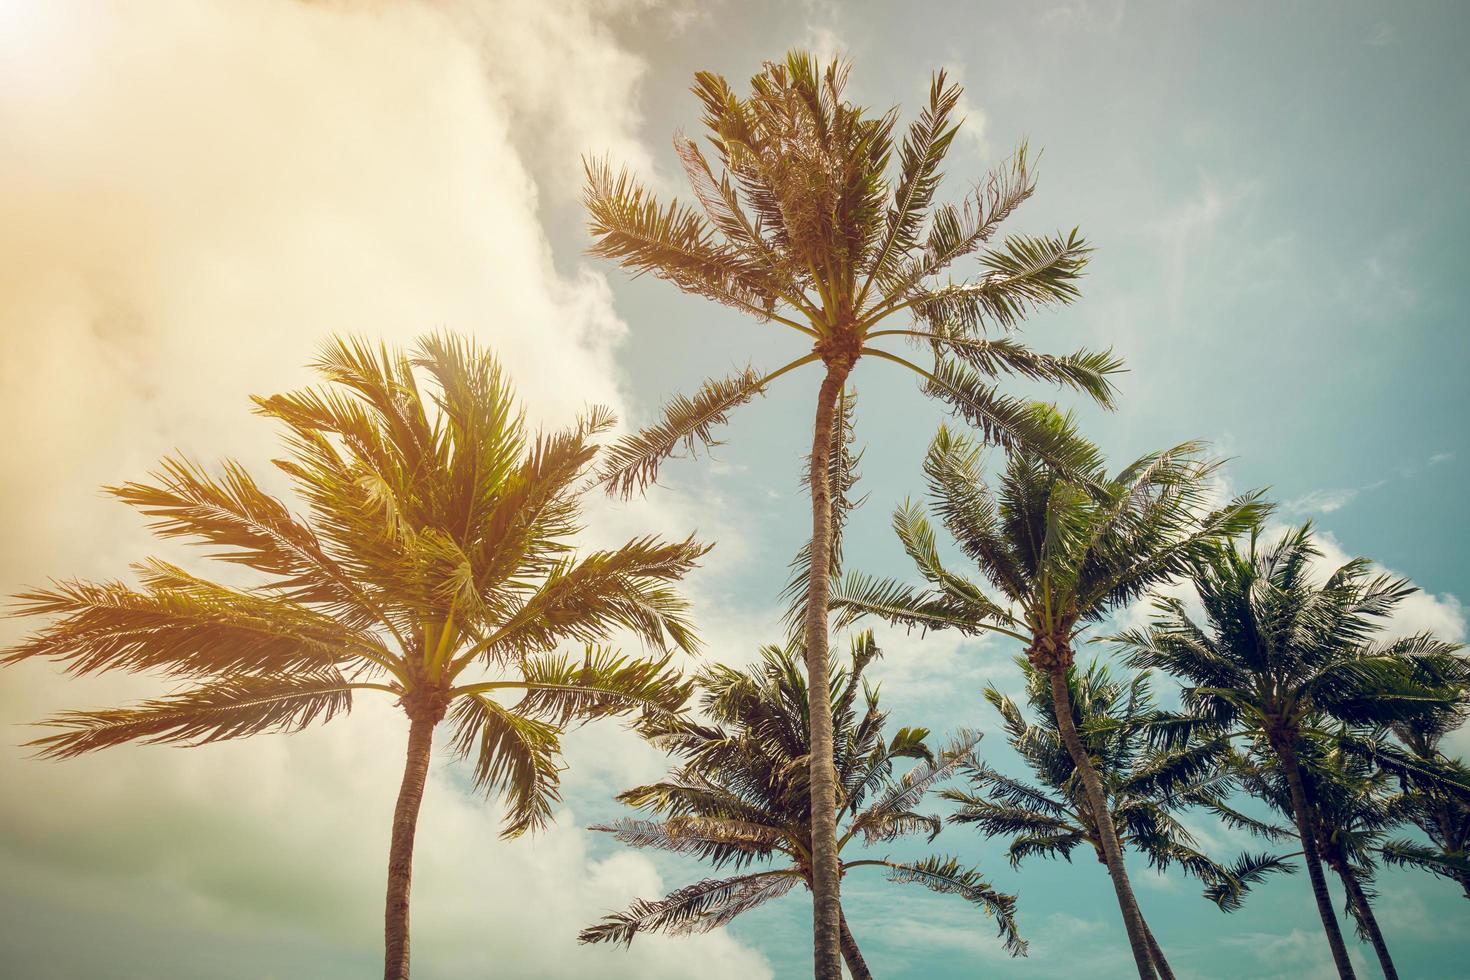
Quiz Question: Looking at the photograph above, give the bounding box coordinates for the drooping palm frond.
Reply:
[880,856,1027,955]
[1202,852,1298,912]
[467,647,691,728]
[446,692,563,839]
[578,871,801,945]
[593,362,811,499]
[591,816,785,870]
[28,671,360,758]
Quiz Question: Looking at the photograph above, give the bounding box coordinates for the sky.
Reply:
[0,1,1467,978]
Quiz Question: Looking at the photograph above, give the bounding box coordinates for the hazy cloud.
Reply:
[0,0,765,974]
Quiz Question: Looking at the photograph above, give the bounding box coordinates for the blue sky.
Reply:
[0,1,1466,978]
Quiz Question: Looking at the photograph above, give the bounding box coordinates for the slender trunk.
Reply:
[1049,669,1157,980]
[1139,915,1176,980]
[1338,865,1398,980]
[838,908,874,980]
[804,364,849,980]
[384,714,435,980]
[1275,735,1357,980]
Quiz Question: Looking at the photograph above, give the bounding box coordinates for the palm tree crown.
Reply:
[4,335,708,978]
[579,633,1025,975]
[583,53,1122,499]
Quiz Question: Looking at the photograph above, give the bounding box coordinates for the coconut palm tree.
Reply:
[829,418,1262,978]
[578,633,1025,977]
[582,50,1121,978]
[945,657,1293,979]
[1113,523,1468,980]
[1382,709,1470,900]
[3,335,708,980]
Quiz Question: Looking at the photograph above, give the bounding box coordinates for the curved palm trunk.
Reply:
[1338,867,1398,980]
[805,364,850,980]
[1275,736,1357,980]
[1048,669,1158,980]
[384,715,435,980]
[838,908,874,980]
[1140,915,1176,980]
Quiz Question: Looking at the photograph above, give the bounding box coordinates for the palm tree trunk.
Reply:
[1338,866,1398,980]
[1048,669,1158,980]
[384,714,435,980]
[1275,735,1357,980]
[1140,915,1176,980]
[838,908,874,980]
[804,363,850,980]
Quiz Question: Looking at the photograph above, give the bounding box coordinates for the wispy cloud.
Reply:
[1285,487,1359,515]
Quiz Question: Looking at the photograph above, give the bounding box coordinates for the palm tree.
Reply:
[945,657,1293,980]
[582,50,1121,979]
[3,335,708,980]
[1382,708,1470,900]
[1114,523,1468,980]
[578,633,1025,977]
[829,418,1261,978]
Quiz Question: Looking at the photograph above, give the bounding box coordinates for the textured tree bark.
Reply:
[838,908,874,980]
[1338,866,1398,980]
[384,714,435,980]
[1140,915,1176,980]
[1275,735,1357,980]
[1049,669,1158,980]
[804,364,850,980]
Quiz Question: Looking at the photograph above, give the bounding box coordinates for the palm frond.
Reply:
[483,647,691,727]
[577,870,800,944]
[594,364,803,499]
[882,856,1027,956]
[447,693,563,838]
[28,672,357,758]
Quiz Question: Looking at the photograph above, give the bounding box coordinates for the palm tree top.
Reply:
[580,632,1025,955]
[583,50,1125,498]
[833,415,1266,657]
[1115,521,1468,737]
[6,333,709,837]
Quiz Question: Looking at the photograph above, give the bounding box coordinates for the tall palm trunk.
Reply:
[384,714,435,980]
[1274,735,1357,980]
[1337,866,1398,980]
[838,908,874,980]
[805,363,851,980]
[1139,915,1176,980]
[1048,669,1157,980]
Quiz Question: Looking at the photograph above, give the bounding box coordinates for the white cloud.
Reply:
[1429,451,1454,466]
[0,0,767,974]
[1286,488,1360,515]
